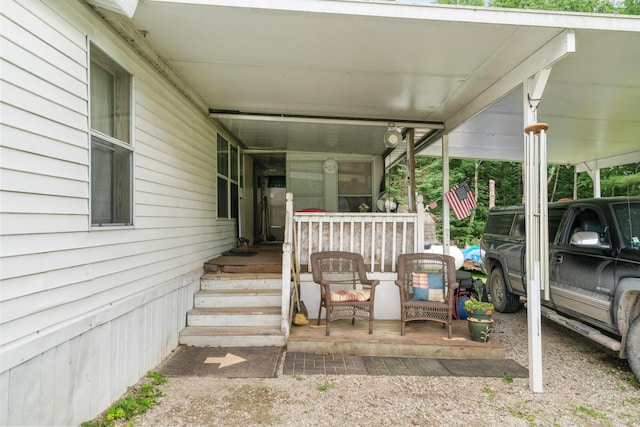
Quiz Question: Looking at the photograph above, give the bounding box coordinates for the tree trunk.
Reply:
[471,160,482,223]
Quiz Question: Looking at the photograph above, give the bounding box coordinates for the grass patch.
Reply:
[81,371,166,427]
[502,372,514,383]
[507,406,536,424]
[626,375,640,389]
[482,387,496,402]
[316,380,334,391]
[575,405,606,420]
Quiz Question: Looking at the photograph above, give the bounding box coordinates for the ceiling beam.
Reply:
[209,111,444,129]
[446,29,575,133]
[575,150,640,173]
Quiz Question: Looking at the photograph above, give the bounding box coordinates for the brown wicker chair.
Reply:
[310,251,380,336]
[395,253,458,338]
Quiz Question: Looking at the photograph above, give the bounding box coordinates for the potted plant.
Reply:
[465,282,495,342]
[464,298,494,320]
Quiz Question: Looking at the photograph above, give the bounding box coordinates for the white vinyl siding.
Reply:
[0,1,235,425]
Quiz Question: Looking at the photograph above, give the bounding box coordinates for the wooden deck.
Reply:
[204,243,283,274]
[204,243,505,359]
[288,318,504,359]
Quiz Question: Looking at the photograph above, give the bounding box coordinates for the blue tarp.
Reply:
[462,245,482,265]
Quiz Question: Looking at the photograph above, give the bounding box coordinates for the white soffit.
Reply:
[87,0,139,17]
[131,1,640,166]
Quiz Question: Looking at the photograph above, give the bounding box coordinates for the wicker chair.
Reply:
[395,253,459,338]
[310,251,380,336]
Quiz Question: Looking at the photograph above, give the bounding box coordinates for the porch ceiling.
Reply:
[128,0,640,170]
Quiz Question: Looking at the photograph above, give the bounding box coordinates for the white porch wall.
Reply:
[0,0,233,424]
[300,273,401,320]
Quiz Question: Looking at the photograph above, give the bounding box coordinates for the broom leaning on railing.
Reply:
[291,222,309,326]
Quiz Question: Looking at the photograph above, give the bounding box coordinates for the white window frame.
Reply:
[338,161,373,212]
[217,134,242,219]
[89,43,134,227]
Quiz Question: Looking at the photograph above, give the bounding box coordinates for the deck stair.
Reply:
[179,272,286,347]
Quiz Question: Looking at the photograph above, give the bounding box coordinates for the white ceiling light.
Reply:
[383,124,403,148]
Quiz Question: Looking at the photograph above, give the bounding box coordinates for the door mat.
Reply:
[156,346,283,378]
[222,250,258,257]
[283,352,369,376]
[439,358,529,378]
[362,356,452,376]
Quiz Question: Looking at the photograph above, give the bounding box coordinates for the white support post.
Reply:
[407,128,416,212]
[524,123,549,394]
[593,169,601,198]
[281,192,294,337]
[442,134,450,254]
[523,72,552,393]
[416,194,424,252]
[584,167,602,198]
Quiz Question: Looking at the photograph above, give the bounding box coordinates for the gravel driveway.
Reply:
[128,308,639,426]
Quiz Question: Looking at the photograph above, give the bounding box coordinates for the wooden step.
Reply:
[187,306,281,327]
[204,262,282,274]
[179,264,286,347]
[200,273,282,290]
[179,326,286,347]
[194,289,281,308]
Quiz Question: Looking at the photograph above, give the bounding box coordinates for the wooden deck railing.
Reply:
[288,193,424,273]
[280,192,425,334]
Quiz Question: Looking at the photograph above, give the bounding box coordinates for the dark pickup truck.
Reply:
[480,197,640,380]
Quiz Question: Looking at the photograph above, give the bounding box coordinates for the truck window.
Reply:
[612,201,640,249]
[566,208,608,246]
[484,213,516,235]
[548,207,566,242]
[509,209,563,241]
[511,214,525,239]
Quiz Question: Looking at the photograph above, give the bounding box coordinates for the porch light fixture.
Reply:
[383,124,403,148]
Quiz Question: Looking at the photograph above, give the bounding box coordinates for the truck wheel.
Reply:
[489,266,520,313]
[627,315,640,382]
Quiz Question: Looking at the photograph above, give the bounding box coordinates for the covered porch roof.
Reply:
[121,0,640,172]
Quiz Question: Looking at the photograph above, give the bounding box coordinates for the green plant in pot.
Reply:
[464,298,494,320]
[465,282,495,342]
[464,281,494,319]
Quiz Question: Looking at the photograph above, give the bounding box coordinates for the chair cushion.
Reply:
[411,272,444,301]
[330,289,371,302]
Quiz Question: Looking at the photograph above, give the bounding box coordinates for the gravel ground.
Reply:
[127,308,639,426]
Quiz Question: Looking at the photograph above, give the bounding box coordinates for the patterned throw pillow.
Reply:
[330,289,371,302]
[411,272,444,302]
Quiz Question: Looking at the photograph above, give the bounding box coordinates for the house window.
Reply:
[217,135,241,219]
[90,45,132,226]
[289,161,324,211]
[338,162,372,212]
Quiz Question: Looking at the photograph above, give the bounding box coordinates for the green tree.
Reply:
[436,0,485,5]
[488,0,615,13]
[434,0,640,14]
[620,0,640,14]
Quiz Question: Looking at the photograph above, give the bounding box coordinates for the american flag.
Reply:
[445,180,477,220]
